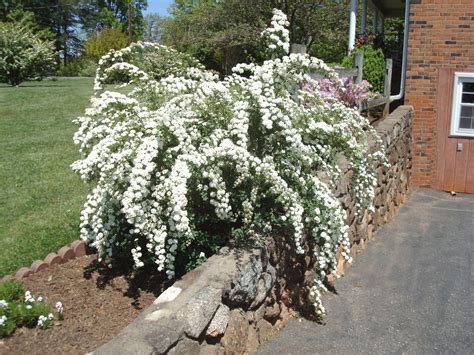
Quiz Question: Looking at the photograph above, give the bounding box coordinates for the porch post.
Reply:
[373,7,378,33]
[348,0,357,51]
[361,0,367,33]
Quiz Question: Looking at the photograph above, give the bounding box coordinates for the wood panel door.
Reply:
[435,68,474,193]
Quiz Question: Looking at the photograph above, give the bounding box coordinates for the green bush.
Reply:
[57,58,97,77]
[57,60,83,77]
[0,21,56,86]
[79,59,97,77]
[84,28,128,62]
[311,40,347,64]
[342,45,385,93]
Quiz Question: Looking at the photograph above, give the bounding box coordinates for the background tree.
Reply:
[160,0,348,74]
[76,0,149,46]
[1,1,86,64]
[1,0,148,64]
[0,14,56,86]
[143,13,163,42]
[84,27,128,61]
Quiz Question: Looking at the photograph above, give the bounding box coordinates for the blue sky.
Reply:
[145,0,174,16]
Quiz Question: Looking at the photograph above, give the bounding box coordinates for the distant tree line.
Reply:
[0,0,147,64]
[0,0,403,85]
[156,0,349,75]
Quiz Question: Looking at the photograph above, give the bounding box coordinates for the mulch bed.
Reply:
[0,255,167,355]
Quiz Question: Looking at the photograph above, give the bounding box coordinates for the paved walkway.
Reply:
[258,189,473,355]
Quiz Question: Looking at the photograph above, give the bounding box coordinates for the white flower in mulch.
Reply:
[55,301,64,314]
[24,291,35,303]
[37,315,48,328]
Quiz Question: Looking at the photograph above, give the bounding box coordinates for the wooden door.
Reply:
[435,68,474,193]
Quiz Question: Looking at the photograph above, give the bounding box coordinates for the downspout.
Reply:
[348,0,357,51]
[390,0,411,102]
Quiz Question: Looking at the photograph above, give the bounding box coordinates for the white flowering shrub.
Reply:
[261,9,290,56]
[73,9,386,316]
[0,21,56,86]
[93,42,204,92]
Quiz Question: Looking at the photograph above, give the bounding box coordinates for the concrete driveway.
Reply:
[257,189,473,355]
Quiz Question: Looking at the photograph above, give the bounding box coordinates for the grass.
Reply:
[0,79,93,277]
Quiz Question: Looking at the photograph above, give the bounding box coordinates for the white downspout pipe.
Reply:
[348,0,357,51]
[361,0,367,33]
[390,0,411,102]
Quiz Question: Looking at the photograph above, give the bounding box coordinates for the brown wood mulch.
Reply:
[0,255,167,355]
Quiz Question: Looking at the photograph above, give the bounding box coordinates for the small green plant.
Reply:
[0,280,63,338]
[0,279,24,301]
[342,44,385,93]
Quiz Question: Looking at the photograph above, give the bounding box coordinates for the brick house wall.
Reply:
[404,0,474,187]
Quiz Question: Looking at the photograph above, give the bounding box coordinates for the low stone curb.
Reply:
[94,246,291,355]
[0,240,90,282]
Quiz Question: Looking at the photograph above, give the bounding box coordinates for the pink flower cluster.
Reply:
[304,77,372,108]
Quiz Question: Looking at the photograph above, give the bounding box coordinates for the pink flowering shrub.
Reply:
[303,77,372,109]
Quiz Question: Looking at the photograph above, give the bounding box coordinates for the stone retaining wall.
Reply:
[94,105,413,355]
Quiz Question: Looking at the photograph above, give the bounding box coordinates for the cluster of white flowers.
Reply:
[55,301,64,314]
[73,9,385,315]
[24,291,34,303]
[262,9,291,55]
[0,289,64,335]
[93,41,204,93]
[37,313,54,328]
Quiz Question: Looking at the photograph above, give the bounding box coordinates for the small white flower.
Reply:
[55,301,64,314]
[0,300,8,309]
[24,291,35,303]
[37,315,48,328]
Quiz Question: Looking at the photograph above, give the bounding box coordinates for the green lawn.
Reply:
[0,79,93,276]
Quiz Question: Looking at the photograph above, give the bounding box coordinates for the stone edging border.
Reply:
[1,240,89,282]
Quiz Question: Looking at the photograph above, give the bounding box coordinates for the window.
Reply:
[450,72,474,137]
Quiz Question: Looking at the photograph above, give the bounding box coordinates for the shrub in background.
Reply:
[306,78,372,108]
[0,21,56,86]
[73,9,386,316]
[93,42,204,91]
[84,28,128,62]
[57,58,97,77]
[342,44,385,94]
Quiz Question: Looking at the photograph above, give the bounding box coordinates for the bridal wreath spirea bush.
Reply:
[73,9,386,315]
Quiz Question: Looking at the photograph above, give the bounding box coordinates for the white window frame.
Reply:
[450,72,474,137]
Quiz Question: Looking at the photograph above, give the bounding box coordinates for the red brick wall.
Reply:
[404,0,474,187]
